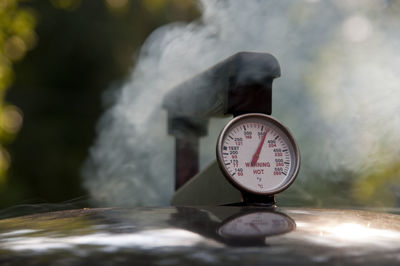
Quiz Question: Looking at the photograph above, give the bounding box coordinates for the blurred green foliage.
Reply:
[352,160,400,207]
[0,0,36,185]
[0,0,199,208]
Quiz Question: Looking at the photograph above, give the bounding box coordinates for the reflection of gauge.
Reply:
[218,211,295,239]
[217,113,300,195]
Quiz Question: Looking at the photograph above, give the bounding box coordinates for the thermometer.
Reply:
[217,113,300,199]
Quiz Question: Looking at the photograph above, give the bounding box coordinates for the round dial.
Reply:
[217,113,300,195]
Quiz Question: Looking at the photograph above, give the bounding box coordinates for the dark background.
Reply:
[0,0,199,209]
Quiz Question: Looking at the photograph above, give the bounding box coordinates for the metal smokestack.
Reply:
[163,52,281,189]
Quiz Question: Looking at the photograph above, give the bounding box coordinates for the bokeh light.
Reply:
[1,105,23,134]
[0,0,36,187]
[50,0,81,11]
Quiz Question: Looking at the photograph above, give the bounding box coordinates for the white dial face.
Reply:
[217,114,299,194]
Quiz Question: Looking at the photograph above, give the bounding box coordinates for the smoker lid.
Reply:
[1,206,400,265]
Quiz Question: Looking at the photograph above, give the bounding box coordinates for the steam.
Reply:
[83,0,400,206]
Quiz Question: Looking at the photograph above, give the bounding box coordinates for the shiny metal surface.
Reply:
[1,207,400,265]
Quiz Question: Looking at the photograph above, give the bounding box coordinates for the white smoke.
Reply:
[83,0,400,206]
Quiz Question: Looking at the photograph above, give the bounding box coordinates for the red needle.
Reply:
[251,129,268,166]
[249,223,262,234]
